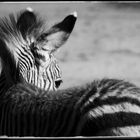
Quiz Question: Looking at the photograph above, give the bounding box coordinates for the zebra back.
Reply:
[1,78,140,136]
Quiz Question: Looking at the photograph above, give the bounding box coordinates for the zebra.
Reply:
[1,8,140,137]
[0,7,77,94]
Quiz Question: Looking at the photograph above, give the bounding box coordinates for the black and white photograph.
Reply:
[0,1,140,138]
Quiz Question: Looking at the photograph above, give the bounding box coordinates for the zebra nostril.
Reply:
[55,80,63,89]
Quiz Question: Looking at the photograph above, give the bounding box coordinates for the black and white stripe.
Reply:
[18,52,62,91]
[1,79,140,136]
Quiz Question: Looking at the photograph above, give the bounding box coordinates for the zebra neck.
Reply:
[0,71,14,98]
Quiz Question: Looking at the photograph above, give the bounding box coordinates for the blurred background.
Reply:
[1,1,140,89]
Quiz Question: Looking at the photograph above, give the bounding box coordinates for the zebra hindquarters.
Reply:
[78,113,140,136]
[76,100,140,136]
[73,79,140,136]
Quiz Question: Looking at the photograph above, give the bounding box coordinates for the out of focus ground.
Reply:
[1,2,140,89]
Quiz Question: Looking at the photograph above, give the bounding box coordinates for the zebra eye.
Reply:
[55,80,63,88]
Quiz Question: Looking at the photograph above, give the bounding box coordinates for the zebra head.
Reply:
[0,8,77,91]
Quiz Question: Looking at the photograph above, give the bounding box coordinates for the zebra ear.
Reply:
[38,12,77,52]
[52,11,77,34]
[16,8,36,38]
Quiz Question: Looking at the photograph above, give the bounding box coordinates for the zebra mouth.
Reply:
[55,79,63,89]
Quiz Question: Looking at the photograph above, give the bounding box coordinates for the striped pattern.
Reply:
[0,39,62,92]
[0,8,77,95]
[0,10,62,92]
[18,51,62,91]
[1,79,140,136]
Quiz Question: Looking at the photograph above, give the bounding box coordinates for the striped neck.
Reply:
[19,55,62,91]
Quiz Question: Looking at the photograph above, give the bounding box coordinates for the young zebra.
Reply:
[1,8,140,137]
[0,7,77,94]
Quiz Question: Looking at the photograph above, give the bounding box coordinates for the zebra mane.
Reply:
[4,78,139,112]
[0,10,46,47]
[0,9,48,83]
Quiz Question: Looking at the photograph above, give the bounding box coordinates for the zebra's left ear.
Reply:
[38,12,77,51]
[16,8,36,38]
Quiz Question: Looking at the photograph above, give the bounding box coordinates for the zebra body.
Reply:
[1,78,140,136]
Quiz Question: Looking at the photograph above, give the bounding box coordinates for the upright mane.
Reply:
[0,9,46,47]
[0,9,48,85]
